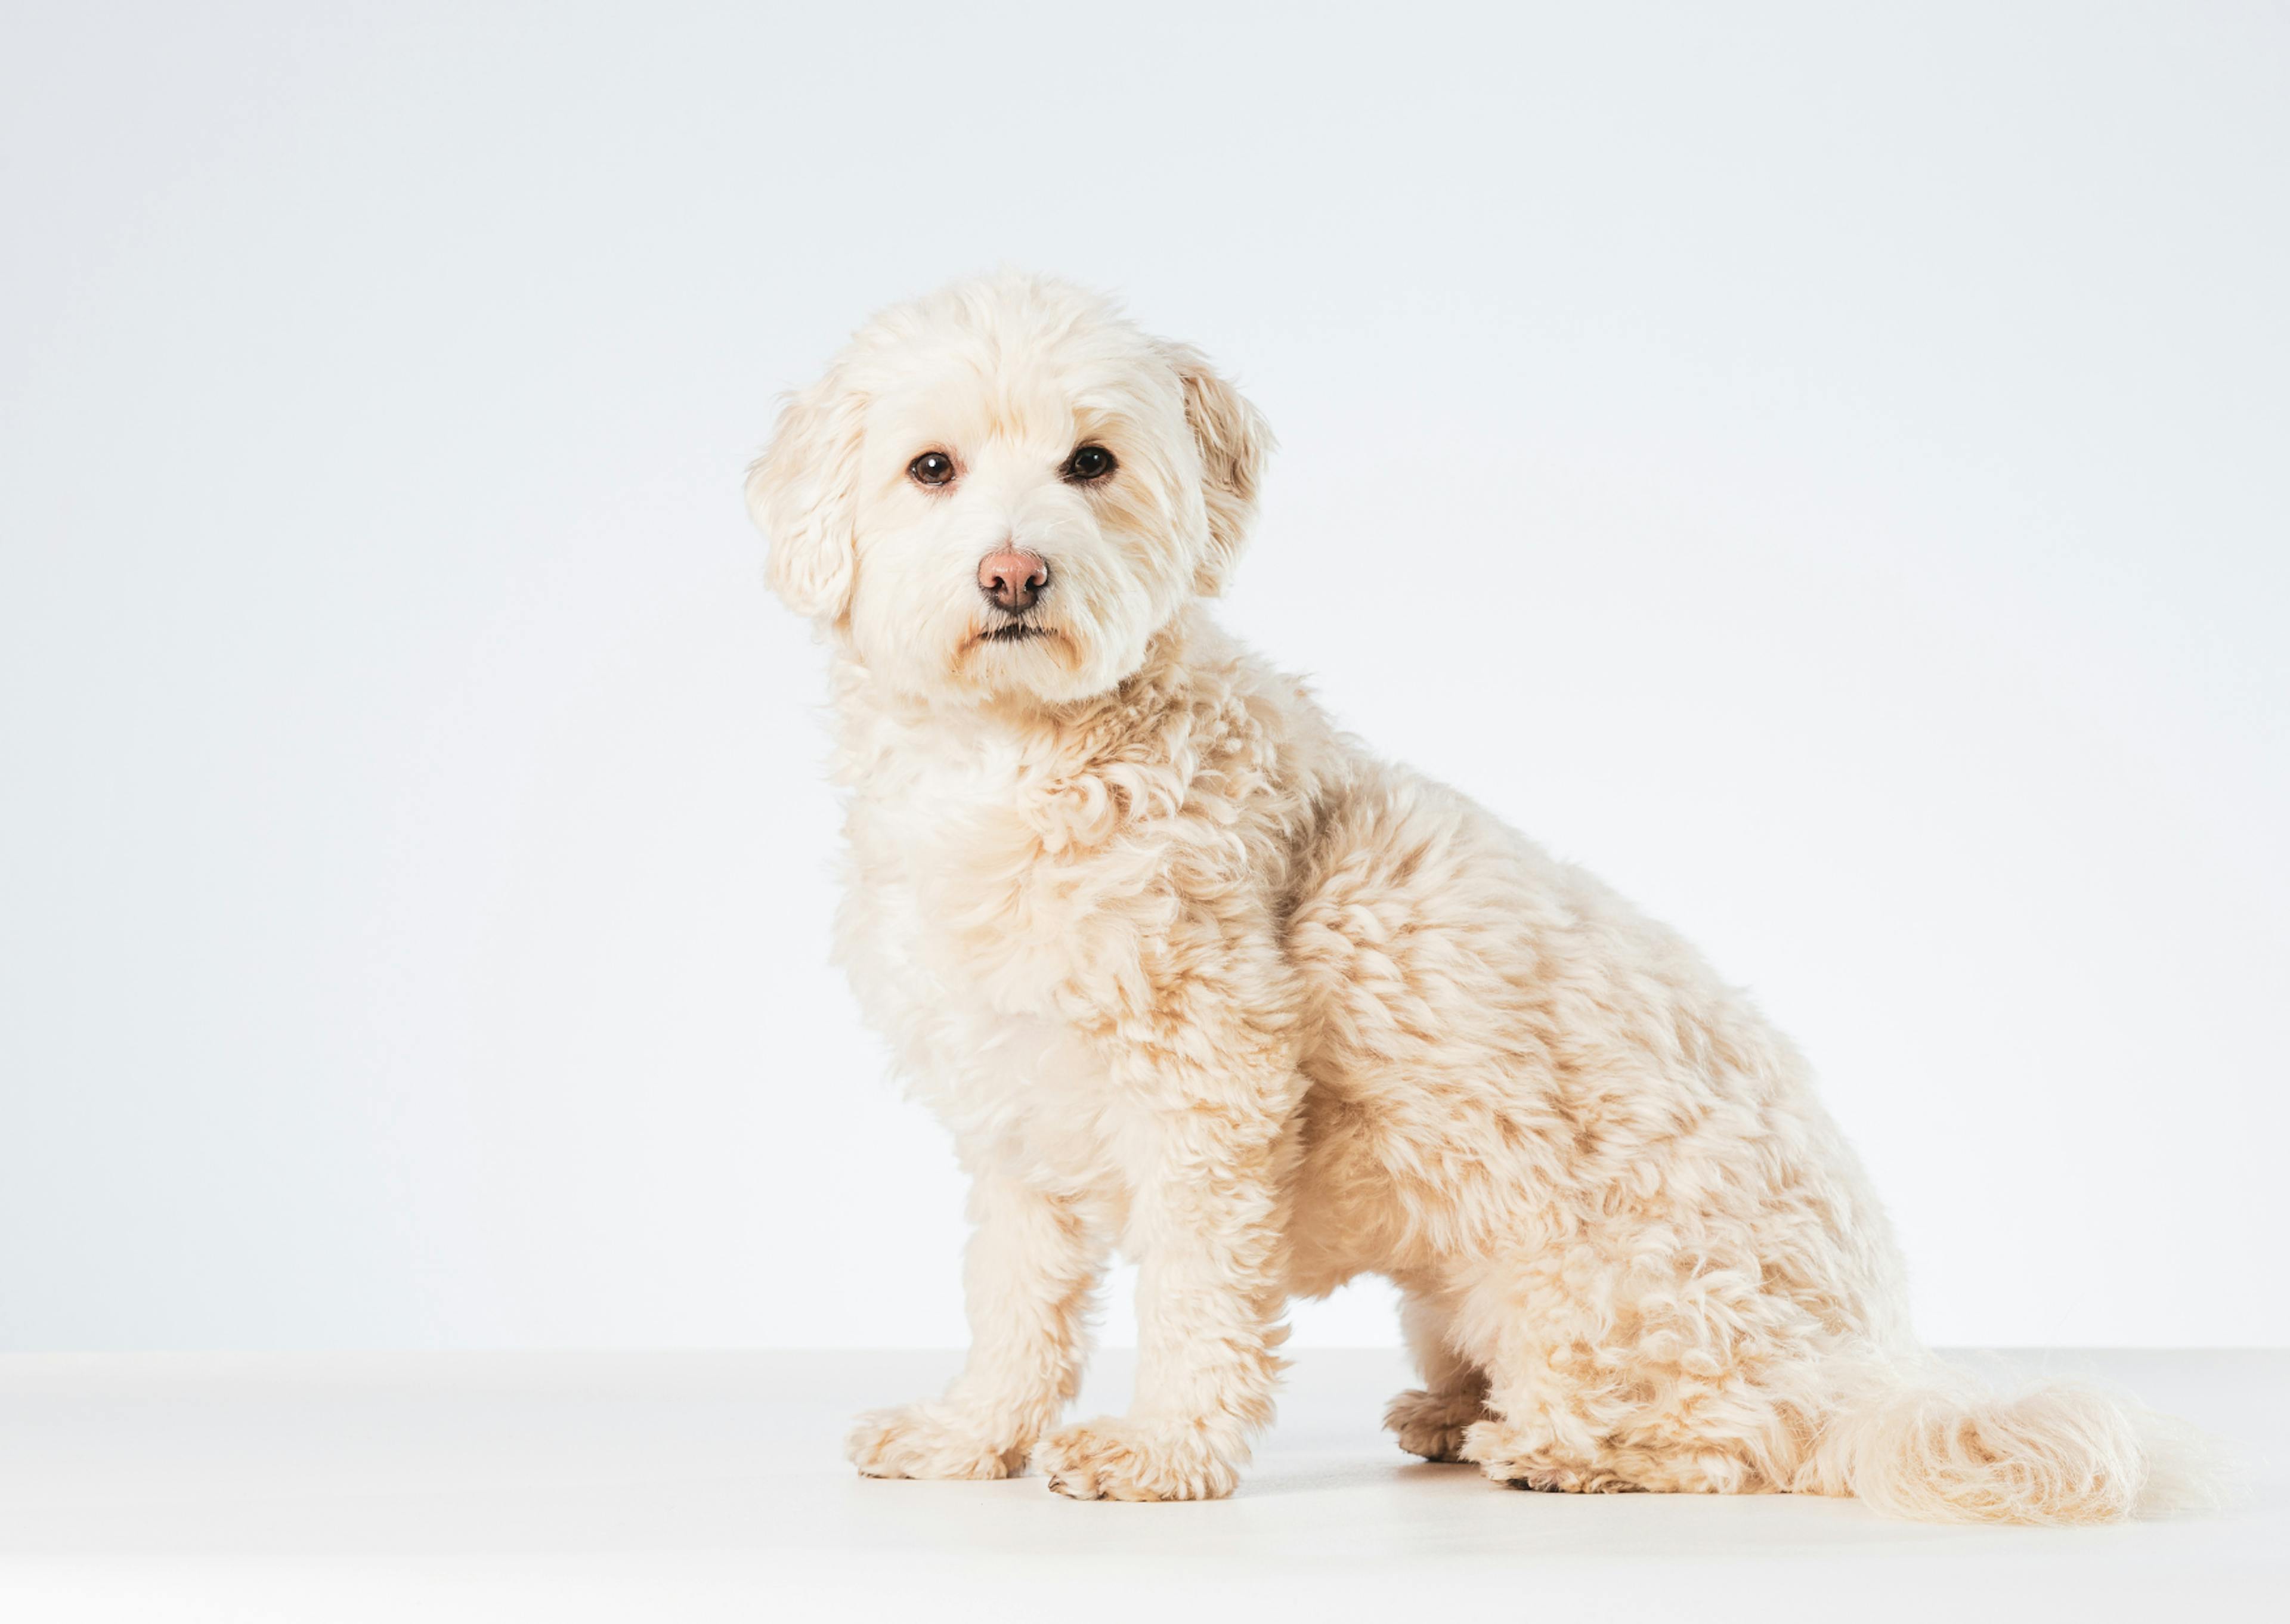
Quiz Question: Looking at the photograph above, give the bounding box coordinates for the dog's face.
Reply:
[748,275,1271,705]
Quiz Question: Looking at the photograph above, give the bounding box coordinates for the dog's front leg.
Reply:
[1036,1056,1295,1501]
[846,1170,1101,1480]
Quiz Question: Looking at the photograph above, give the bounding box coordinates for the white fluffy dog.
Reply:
[749,272,2188,1520]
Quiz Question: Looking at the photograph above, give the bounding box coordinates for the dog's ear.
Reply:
[1162,343,1274,597]
[746,366,867,622]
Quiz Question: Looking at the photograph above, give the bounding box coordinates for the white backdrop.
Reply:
[2,2,2284,1352]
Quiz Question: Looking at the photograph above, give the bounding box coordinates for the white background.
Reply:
[2,2,2283,1352]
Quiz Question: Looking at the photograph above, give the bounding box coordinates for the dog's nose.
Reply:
[977,548,1050,612]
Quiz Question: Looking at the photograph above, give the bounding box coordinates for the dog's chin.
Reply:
[955,619,1100,703]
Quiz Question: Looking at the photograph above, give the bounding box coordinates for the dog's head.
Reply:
[747,274,1271,704]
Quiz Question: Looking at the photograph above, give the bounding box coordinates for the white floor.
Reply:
[0,1349,2279,1622]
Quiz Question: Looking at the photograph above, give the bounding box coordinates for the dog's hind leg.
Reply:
[1462,1363,1646,1494]
[1450,1244,1784,1496]
[1383,1284,1489,1462]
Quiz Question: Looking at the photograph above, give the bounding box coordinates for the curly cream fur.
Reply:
[749,272,2202,1520]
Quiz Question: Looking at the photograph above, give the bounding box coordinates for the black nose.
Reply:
[977,548,1050,612]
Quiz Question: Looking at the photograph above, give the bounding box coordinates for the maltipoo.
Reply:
[747,272,2192,1519]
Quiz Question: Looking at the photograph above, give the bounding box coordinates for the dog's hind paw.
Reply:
[1462,1420,1648,1494]
[1384,1386,1490,1463]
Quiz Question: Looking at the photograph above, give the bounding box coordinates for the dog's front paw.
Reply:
[1384,1386,1488,1463]
[846,1403,1026,1481]
[1036,1418,1239,1501]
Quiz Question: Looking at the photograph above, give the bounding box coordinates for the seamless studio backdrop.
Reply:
[2,3,2285,1354]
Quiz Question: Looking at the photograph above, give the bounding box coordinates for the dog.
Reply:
[747,272,2195,1518]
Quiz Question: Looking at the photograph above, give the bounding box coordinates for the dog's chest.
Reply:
[841,729,1140,1014]
[836,729,1151,1198]
[931,1010,1145,1207]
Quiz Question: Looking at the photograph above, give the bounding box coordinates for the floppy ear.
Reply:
[745,366,868,622]
[1162,343,1274,597]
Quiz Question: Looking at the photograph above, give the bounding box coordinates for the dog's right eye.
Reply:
[908,452,955,488]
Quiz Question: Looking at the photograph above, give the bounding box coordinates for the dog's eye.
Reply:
[1063,444,1116,484]
[908,452,955,488]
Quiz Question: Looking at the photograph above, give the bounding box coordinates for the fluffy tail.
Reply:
[1794,1355,2223,1525]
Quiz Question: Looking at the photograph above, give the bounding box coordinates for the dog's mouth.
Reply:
[980,621,1048,644]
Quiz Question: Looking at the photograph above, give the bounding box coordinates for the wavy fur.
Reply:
[750,272,2212,1520]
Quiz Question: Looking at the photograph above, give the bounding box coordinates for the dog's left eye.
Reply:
[1062,444,1116,484]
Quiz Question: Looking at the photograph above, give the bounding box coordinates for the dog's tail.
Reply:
[1789,1352,2223,1525]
